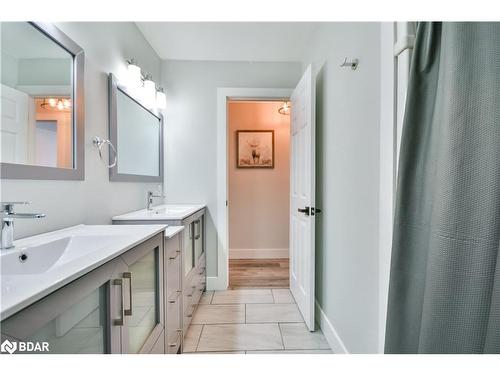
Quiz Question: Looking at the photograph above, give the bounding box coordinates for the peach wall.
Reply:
[228,101,290,259]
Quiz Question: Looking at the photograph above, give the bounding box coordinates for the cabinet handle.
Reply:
[194,219,201,240]
[169,250,181,260]
[123,272,133,316]
[113,279,124,326]
[168,343,177,348]
[189,223,193,240]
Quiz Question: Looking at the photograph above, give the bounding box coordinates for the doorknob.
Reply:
[298,207,310,216]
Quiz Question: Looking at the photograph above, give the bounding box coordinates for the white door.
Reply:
[290,65,316,331]
[0,84,29,164]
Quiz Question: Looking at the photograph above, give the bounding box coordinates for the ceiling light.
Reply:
[278,101,291,115]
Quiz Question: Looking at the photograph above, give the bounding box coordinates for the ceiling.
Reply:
[136,22,319,62]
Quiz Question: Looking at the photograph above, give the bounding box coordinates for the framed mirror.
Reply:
[108,73,163,182]
[0,22,84,180]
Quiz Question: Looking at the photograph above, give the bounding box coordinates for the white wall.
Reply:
[161,60,301,276]
[301,23,383,353]
[1,22,163,239]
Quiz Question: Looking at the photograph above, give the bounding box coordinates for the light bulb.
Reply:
[156,89,166,109]
[63,99,71,108]
[48,98,57,107]
[143,75,156,108]
[56,100,64,110]
[127,60,142,89]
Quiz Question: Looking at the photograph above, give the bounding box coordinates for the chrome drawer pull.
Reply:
[123,272,133,316]
[112,279,124,326]
[168,343,177,348]
[168,299,176,304]
[168,250,181,260]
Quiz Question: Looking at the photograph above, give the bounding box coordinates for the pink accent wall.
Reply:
[228,101,290,258]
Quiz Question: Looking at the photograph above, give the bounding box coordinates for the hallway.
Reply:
[183,288,332,353]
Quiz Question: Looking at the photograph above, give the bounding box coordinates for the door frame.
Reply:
[210,87,293,290]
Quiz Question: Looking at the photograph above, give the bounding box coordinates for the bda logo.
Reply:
[1,339,17,354]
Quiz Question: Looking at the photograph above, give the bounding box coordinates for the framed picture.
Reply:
[236,130,275,168]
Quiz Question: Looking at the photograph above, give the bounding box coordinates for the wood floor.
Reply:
[229,259,289,289]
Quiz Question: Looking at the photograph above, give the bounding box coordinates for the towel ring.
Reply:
[93,136,117,168]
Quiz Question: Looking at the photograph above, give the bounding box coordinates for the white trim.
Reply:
[315,300,349,354]
[229,248,289,259]
[206,276,226,291]
[216,87,294,291]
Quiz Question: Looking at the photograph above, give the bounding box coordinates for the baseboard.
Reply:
[229,248,289,259]
[206,276,227,291]
[315,300,349,354]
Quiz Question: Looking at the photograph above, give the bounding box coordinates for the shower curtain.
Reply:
[385,22,500,354]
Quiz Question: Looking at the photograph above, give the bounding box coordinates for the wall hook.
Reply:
[340,57,358,70]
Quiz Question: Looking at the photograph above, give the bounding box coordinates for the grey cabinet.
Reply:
[0,233,164,354]
[164,232,182,353]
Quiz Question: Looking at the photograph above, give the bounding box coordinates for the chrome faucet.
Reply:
[147,191,165,210]
[1,202,46,249]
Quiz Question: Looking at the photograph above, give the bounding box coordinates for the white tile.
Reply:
[199,291,214,304]
[246,304,303,323]
[212,289,274,304]
[183,324,203,353]
[197,324,283,352]
[191,304,245,324]
[280,323,330,350]
[272,289,295,304]
[246,349,333,354]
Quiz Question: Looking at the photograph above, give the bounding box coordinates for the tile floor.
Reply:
[183,288,332,354]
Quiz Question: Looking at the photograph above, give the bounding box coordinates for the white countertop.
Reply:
[112,204,206,222]
[0,224,166,320]
[164,226,184,239]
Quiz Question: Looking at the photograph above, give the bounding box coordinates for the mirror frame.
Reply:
[108,73,163,183]
[0,22,85,180]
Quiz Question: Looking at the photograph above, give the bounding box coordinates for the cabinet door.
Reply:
[120,233,164,354]
[194,215,205,261]
[0,258,126,354]
[183,222,194,277]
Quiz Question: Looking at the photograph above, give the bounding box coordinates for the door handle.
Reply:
[113,279,124,326]
[298,207,310,216]
[123,272,133,316]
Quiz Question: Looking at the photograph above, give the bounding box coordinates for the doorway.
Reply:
[227,100,291,288]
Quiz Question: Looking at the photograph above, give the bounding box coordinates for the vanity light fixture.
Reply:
[143,74,157,108]
[126,59,142,88]
[156,87,167,109]
[40,97,71,111]
[278,101,291,115]
[125,58,166,111]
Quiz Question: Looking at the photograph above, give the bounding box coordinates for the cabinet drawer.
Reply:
[165,234,181,258]
[166,292,181,333]
[166,329,182,354]
[166,250,181,295]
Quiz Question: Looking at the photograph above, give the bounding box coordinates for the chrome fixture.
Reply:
[278,101,291,115]
[147,191,165,210]
[339,57,359,70]
[1,202,46,249]
[93,136,117,169]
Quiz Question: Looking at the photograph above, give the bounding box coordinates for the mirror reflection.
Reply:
[116,88,161,177]
[1,22,74,169]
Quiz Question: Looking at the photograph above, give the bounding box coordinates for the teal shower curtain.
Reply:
[385,22,500,354]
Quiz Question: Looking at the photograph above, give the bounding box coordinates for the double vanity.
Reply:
[0,205,206,354]
[0,22,207,354]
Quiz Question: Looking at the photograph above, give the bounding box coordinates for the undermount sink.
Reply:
[1,224,167,320]
[1,235,125,276]
[112,204,206,222]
